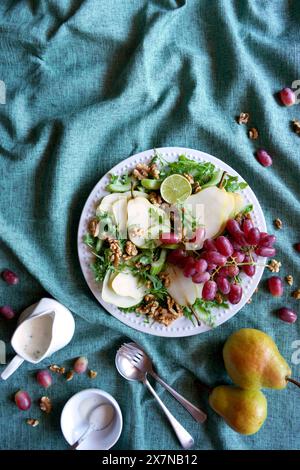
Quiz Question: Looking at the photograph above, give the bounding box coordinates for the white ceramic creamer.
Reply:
[1,298,75,380]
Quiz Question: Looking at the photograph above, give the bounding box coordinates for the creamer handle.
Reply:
[1,355,24,380]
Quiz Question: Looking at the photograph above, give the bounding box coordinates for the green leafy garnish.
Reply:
[167,155,215,185]
[106,173,131,192]
[240,203,253,215]
[90,249,114,282]
[184,298,229,328]
[223,175,248,193]
[83,233,96,249]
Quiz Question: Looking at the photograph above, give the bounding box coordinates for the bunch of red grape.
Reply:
[167,217,276,305]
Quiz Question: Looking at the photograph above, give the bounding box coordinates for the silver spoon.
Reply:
[120,342,207,423]
[115,347,194,449]
[71,403,114,450]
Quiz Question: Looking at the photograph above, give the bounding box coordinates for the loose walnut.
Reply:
[66,370,74,381]
[292,119,300,135]
[149,163,160,179]
[292,289,300,300]
[49,364,65,374]
[237,112,250,125]
[274,218,283,229]
[267,259,281,273]
[40,396,52,414]
[26,418,39,427]
[183,173,194,185]
[248,127,259,140]
[88,370,98,379]
[285,275,294,286]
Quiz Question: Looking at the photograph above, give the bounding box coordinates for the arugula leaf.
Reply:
[240,203,253,215]
[183,307,196,326]
[223,175,248,193]
[90,249,114,282]
[191,298,229,328]
[83,233,96,249]
[119,302,143,313]
[167,155,215,184]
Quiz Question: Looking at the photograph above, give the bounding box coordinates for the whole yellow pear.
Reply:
[209,385,267,435]
[223,328,291,390]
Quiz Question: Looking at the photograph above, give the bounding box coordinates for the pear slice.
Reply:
[185,187,228,240]
[224,192,236,220]
[127,197,153,247]
[112,198,128,238]
[102,270,144,308]
[165,265,203,306]
[111,271,146,300]
[97,191,148,216]
[233,193,244,215]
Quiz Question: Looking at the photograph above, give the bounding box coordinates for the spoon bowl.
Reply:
[115,346,145,381]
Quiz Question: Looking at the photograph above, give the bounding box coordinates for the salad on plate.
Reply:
[84,151,276,328]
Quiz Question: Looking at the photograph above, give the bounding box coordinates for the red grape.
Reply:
[36,370,52,388]
[192,272,210,284]
[0,305,16,320]
[242,219,254,236]
[183,257,197,277]
[259,233,276,247]
[228,284,242,304]
[216,276,231,294]
[207,263,217,272]
[188,227,206,246]
[256,149,273,167]
[278,307,297,323]
[242,263,256,277]
[219,265,239,278]
[167,249,187,265]
[279,87,295,106]
[246,227,261,245]
[1,269,19,285]
[215,236,234,257]
[294,243,300,253]
[15,390,31,411]
[268,276,283,297]
[232,251,245,263]
[202,280,217,300]
[194,259,208,273]
[226,220,247,246]
[160,233,181,244]
[255,246,276,257]
[203,239,217,251]
[203,251,227,266]
[73,356,88,374]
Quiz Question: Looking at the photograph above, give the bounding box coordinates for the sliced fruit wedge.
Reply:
[185,186,228,240]
[102,270,145,308]
[112,198,128,238]
[97,191,148,217]
[127,197,153,247]
[165,265,203,306]
[112,270,146,299]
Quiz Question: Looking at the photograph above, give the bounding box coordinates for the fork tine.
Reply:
[122,343,143,357]
[119,346,141,363]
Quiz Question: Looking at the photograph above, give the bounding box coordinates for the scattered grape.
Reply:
[73,356,88,374]
[294,243,300,253]
[278,87,295,106]
[15,390,31,411]
[0,305,16,320]
[1,269,19,285]
[256,149,273,167]
[36,370,52,388]
[268,276,283,297]
[278,307,297,323]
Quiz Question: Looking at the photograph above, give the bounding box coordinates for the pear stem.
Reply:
[286,377,300,389]
[218,171,227,189]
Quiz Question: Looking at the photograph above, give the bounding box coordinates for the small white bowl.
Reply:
[60,389,123,450]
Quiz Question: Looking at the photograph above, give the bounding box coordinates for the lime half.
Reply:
[160,174,192,204]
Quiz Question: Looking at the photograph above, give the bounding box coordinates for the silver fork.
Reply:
[120,343,207,423]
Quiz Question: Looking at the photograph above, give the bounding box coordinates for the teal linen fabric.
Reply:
[0,0,299,450]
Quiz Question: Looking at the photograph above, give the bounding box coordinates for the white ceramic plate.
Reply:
[78,147,266,337]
